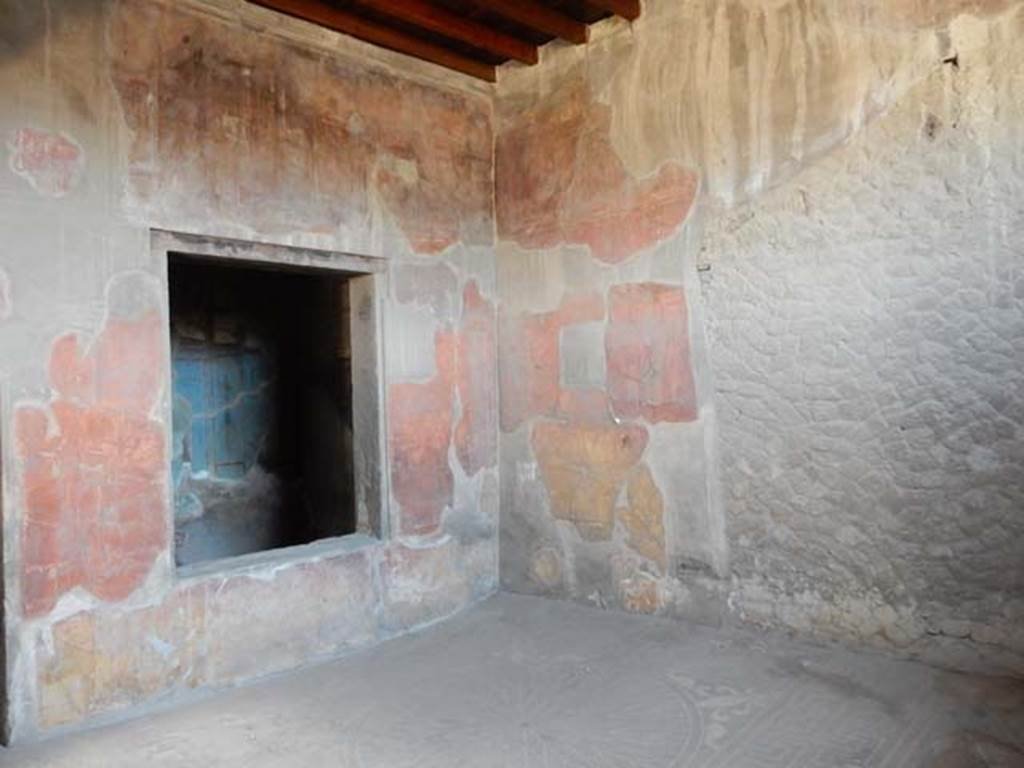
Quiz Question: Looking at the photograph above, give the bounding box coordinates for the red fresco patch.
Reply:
[455,281,497,476]
[15,305,167,618]
[556,389,610,424]
[500,312,558,430]
[391,281,498,530]
[499,292,606,431]
[389,332,456,536]
[110,4,493,254]
[496,77,697,264]
[7,128,84,198]
[375,156,462,255]
[564,163,698,265]
[606,283,697,423]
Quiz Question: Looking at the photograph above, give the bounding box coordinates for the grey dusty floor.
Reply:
[3,594,1023,768]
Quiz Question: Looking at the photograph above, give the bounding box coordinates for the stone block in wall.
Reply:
[617,571,665,615]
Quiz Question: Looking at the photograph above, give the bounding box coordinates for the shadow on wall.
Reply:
[0,0,99,64]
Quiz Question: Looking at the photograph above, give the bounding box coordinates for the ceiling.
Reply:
[247,0,640,81]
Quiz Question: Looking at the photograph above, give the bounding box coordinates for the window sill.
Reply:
[176,533,381,584]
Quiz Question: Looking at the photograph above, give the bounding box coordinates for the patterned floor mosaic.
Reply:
[3,594,1022,767]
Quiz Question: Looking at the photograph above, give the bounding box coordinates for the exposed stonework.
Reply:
[617,572,663,615]
[3,0,1024,747]
[704,13,1024,668]
[497,0,1024,675]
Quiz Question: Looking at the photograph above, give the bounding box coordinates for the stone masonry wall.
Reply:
[0,0,498,741]
[496,0,1024,674]
[703,12,1024,672]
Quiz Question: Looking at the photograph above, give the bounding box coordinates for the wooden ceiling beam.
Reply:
[249,0,496,81]
[586,0,640,21]
[468,0,588,45]
[356,0,539,64]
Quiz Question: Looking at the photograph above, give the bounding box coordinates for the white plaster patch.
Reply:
[0,266,11,319]
[645,420,727,577]
[516,460,537,482]
[559,321,606,390]
[45,588,103,624]
[147,634,177,660]
[385,302,441,381]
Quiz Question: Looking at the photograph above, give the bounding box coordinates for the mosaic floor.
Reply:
[3,593,1022,767]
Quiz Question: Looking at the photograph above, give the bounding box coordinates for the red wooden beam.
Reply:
[356,0,539,64]
[249,0,497,81]
[587,0,640,21]
[469,0,588,45]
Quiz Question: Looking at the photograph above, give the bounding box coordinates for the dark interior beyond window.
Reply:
[168,254,355,567]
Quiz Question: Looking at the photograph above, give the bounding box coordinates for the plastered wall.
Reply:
[0,0,498,741]
[496,0,1024,673]
[1,0,1022,745]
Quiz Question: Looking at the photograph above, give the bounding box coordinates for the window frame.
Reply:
[151,229,389,580]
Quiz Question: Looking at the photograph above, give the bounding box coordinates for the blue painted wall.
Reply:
[172,346,274,490]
